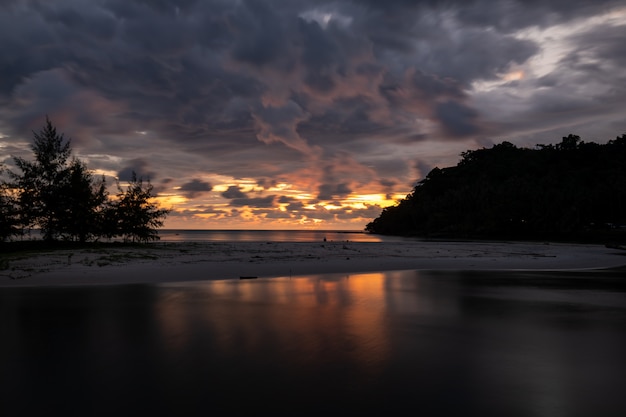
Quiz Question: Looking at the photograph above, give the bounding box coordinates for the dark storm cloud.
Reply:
[0,0,535,145]
[180,179,213,199]
[118,158,156,181]
[379,179,397,199]
[230,1,290,68]
[230,195,276,208]
[222,185,247,199]
[285,201,305,211]
[0,0,624,215]
[423,31,538,84]
[453,0,624,32]
[317,183,352,201]
[257,178,278,190]
[435,101,481,137]
[564,23,626,73]
[414,160,435,182]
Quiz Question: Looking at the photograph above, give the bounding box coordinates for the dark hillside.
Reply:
[366,134,626,242]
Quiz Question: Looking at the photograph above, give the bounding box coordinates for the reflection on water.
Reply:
[1,270,625,416]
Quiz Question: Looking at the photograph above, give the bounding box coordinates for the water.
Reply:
[1,269,625,416]
[15,229,413,243]
[157,229,413,243]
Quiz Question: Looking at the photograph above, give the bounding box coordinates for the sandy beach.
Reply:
[1,240,625,287]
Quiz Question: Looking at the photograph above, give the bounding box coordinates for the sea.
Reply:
[156,229,413,243]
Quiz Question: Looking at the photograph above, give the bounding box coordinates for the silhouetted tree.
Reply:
[3,118,170,244]
[8,118,74,241]
[7,118,109,242]
[0,170,20,241]
[366,134,626,242]
[58,159,109,242]
[109,172,169,243]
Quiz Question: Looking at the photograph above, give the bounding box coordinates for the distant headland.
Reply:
[366,134,626,243]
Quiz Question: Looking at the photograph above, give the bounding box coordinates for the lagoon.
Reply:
[1,269,625,416]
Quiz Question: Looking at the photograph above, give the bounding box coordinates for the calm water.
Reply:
[157,229,413,243]
[1,269,625,416]
[19,229,413,243]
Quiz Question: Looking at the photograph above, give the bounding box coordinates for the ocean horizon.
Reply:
[156,228,414,243]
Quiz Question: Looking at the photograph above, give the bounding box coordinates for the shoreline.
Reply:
[1,240,625,287]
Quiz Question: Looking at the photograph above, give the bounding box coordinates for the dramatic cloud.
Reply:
[117,158,156,181]
[179,179,213,199]
[230,195,276,208]
[222,185,247,200]
[1,0,624,229]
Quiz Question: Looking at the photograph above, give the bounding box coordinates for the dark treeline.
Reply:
[366,134,626,242]
[0,119,169,244]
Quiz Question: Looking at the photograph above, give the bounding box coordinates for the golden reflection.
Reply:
[156,273,397,374]
[153,288,194,354]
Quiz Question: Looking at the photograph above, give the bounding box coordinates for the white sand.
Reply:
[1,240,624,287]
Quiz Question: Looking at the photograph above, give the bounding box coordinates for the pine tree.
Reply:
[8,118,108,241]
[9,118,72,240]
[0,170,20,242]
[110,172,169,243]
[58,159,108,242]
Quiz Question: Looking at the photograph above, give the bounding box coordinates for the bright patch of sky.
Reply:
[472,7,625,93]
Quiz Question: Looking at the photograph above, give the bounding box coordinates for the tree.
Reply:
[366,134,626,241]
[0,168,20,242]
[9,118,73,240]
[8,118,108,241]
[109,172,169,243]
[58,159,109,242]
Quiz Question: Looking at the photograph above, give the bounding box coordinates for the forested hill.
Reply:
[366,134,626,242]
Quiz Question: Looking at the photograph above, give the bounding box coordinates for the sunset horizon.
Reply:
[1,1,624,230]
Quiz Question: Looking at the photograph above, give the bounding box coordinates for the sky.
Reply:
[1,0,625,230]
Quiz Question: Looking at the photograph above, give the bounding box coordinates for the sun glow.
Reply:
[502,70,524,81]
[157,194,188,206]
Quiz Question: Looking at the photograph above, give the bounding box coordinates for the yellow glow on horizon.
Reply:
[159,183,411,229]
[295,193,314,200]
[157,194,188,206]
[212,184,227,192]
[322,204,342,210]
[266,182,292,192]
[354,193,383,201]
[345,202,367,210]
[344,193,400,208]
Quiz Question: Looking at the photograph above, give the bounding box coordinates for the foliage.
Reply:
[0,169,21,242]
[108,172,170,243]
[2,118,169,243]
[8,118,74,240]
[366,134,626,241]
[58,159,109,242]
